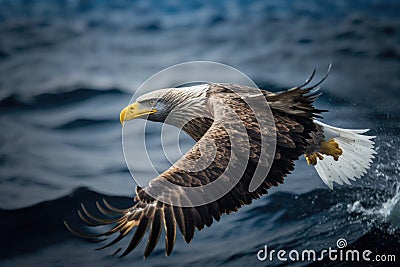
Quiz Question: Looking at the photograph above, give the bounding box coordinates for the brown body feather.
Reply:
[67,80,326,258]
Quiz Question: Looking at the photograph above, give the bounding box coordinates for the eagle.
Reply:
[65,67,375,258]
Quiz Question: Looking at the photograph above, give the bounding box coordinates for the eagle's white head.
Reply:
[120,84,210,127]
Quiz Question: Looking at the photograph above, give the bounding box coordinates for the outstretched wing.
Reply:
[66,77,324,257]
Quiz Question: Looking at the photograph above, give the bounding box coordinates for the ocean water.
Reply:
[0,0,399,266]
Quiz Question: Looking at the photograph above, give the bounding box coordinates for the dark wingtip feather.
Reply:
[173,206,186,242]
[96,233,126,250]
[164,206,177,256]
[81,203,120,224]
[96,201,120,216]
[304,63,332,90]
[64,220,106,241]
[103,198,125,213]
[119,216,150,258]
[298,68,316,89]
[182,208,195,243]
[144,209,163,258]
[77,209,102,226]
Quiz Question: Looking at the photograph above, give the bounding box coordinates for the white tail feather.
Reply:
[313,120,376,189]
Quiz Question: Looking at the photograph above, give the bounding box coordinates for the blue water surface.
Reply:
[0,0,399,266]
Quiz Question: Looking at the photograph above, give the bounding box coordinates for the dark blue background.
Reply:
[0,0,399,266]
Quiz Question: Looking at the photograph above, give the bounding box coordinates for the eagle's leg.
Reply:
[305,139,343,165]
[305,151,324,165]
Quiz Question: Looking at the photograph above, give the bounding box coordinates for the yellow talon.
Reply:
[319,138,343,161]
[305,139,343,165]
[305,152,324,165]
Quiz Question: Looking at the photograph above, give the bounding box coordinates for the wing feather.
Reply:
[163,205,177,256]
[144,208,163,258]
[119,215,150,258]
[173,206,186,241]
[67,80,324,257]
[182,207,195,243]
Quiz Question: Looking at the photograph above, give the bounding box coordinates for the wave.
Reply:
[348,184,400,234]
[0,187,133,260]
[0,88,125,111]
[1,186,399,263]
[306,228,400,267]
[54,118,116,130]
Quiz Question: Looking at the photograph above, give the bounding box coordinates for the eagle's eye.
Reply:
[149,99,156,106]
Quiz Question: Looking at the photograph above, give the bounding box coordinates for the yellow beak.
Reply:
[120,102,157,125]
